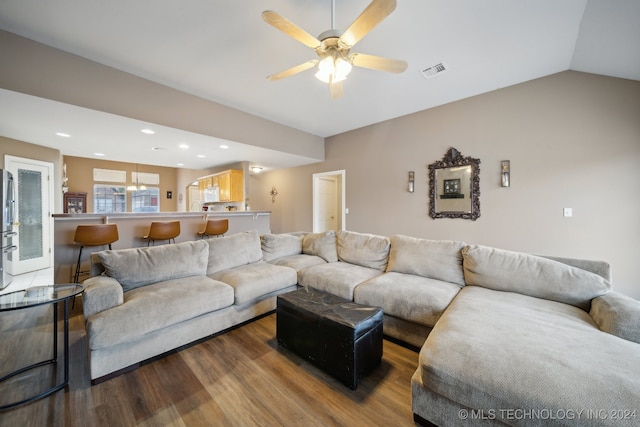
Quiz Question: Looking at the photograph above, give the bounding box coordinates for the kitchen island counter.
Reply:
[53,211,271,284]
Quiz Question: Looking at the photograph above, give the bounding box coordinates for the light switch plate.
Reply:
[563,208,573,217]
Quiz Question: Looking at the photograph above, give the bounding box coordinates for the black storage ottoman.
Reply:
[276,287,383,390]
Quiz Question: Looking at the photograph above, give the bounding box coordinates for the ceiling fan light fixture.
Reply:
[263,0,403,97]
[315,56,352,83]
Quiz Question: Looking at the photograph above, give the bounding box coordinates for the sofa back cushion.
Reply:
[387,235,466,286]
[302,231,338,262]
[337,230,390,271]
[96,240,209,292]
[206,230,263,275]
[462,245,612,310]
[260,233,302,262]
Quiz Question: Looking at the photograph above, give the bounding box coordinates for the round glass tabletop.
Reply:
[0,284,84,311]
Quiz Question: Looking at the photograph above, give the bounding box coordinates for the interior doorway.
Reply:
[4,155,53,276]
[187,184,201,212]
[312,170,345,233]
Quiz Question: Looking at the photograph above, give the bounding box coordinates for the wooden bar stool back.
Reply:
[143,221,181,246]
[198,218,229,238]
[73,223,119,283]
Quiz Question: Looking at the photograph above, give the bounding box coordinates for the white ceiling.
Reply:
[0,0,638,170]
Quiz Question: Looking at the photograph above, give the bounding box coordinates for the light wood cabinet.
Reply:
[218,170,244,202]
[198,169,244,203]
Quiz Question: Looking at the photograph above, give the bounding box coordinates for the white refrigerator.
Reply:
[1,169,17,290]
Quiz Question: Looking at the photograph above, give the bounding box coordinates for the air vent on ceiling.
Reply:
[420,62,447,80]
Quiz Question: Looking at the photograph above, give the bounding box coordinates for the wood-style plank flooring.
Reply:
[0,298,419,426]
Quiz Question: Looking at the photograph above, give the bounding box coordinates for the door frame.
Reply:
[4,155,54,275]
[312,170,346,233]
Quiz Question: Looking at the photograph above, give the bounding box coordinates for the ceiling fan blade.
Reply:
[262,11,322,49]
[267,60,318,81]
[329,80,344,99]
[350,53,407,73]
[340,0,397,48]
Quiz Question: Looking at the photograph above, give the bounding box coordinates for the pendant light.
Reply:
[127,164,147,191]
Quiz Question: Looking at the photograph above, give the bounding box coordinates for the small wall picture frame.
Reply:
[443,178,461,195]
[64,192,87,214]
[166,191,173,199]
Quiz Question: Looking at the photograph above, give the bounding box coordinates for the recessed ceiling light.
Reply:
[197,154,206,158]
[251,166,263,173]
[141,128,155,135]
[178,143,189,149]
[94,152,105,157]
[177,163,184,166]
[56,132,71,138]
[219,145,229,149]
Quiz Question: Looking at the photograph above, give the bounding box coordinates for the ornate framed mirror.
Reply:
[428,148,480,220]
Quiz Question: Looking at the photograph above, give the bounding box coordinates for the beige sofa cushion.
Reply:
[462,245,611,310]
[590,292,640,344]
[96,240,209,292]
[387,235,466,286]
[260,233,302,262]
[269,254,327,271]
[302,231,338,262]
[208,262,297,305]
[206,230,263,275]
[354,272,461,327]
[87,275,234,349]
[298,262,382,300]
[337,230,390,271]
[419,286,640,426]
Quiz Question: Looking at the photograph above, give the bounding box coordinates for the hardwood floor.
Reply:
[0,298,419,426]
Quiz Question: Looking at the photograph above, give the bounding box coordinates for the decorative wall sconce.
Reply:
[408,171,415,193]
[269,186,278,203]
[62,163,69,193]
[501,160,510,187]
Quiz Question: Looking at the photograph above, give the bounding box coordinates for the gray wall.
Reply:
[250,71,640,299]
[0,30,324,161]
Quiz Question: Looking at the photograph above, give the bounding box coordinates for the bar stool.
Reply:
[198,218,229,238]
[143,221,181,246]
[73,224,119,284]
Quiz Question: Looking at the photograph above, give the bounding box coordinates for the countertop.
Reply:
[52,211,270,220]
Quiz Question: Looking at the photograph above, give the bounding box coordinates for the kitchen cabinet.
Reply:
[218,170,243,202]
[198,170,243,202]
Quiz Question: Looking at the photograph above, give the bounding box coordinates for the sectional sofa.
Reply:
[83,229,640,426]
[83,231,297,382]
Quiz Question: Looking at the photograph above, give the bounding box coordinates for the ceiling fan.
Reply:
[262,0,408,99]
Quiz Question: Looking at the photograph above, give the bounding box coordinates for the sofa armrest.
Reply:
[82,276,124,319]
[590,292,640,344]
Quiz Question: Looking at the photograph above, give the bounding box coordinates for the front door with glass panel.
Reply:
[4,156,53,275]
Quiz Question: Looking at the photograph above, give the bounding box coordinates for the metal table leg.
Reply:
[0,300,70,410]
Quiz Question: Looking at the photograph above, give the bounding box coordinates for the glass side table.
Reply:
[0,284,84,410]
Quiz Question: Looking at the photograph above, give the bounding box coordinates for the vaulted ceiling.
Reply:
[0,0,638,170]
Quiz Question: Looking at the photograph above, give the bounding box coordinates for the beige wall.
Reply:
[64,157,250,213]
[250,71,640,299]
[63,156,181,213]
